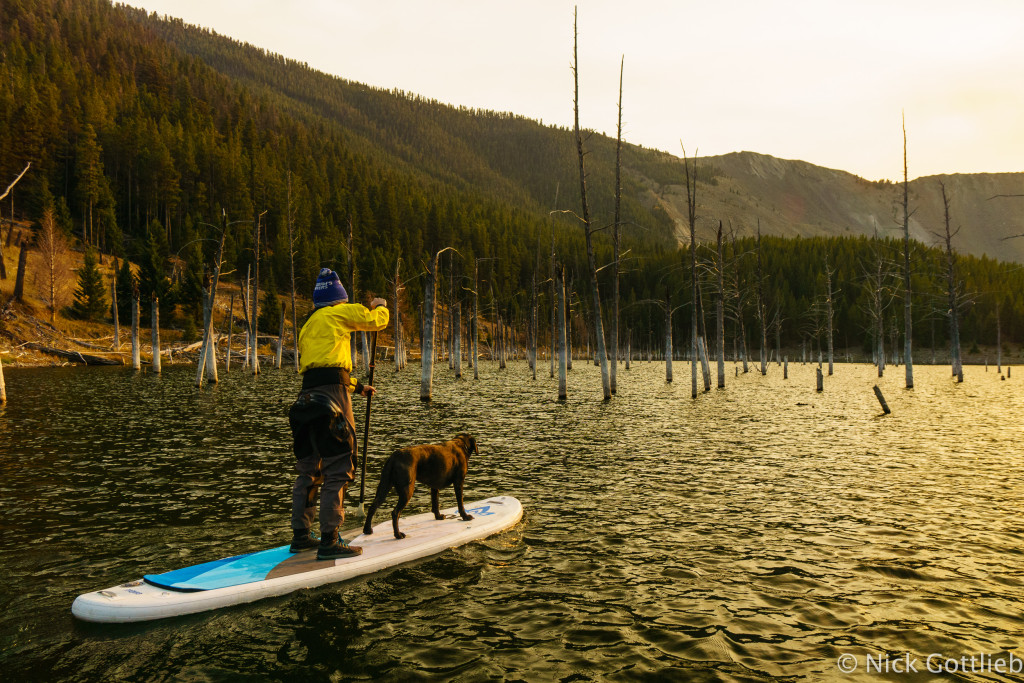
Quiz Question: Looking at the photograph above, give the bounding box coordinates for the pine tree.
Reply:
[70,248,108,321]
[115,258,137,325]
[258,272,281,332]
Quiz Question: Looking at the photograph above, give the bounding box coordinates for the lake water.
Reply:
[1,359,1022,681]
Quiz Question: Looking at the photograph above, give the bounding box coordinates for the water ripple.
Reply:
[1,361,1023,680]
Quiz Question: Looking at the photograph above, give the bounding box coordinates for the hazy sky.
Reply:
[119,0,1024,181]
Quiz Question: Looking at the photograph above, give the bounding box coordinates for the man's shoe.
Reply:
[317,537,362,560]
[289,531,320,553]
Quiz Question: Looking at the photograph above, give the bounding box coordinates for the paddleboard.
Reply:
[72,495,522,623]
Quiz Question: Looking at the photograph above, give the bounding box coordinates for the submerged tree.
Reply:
[900,115,915,388]
[611,55,624,395]
[571,9,611,401]
[420,247,456,401]
[937,182,963,382]
[682,147,699,398]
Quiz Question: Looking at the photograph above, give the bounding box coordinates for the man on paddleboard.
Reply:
[289,268,389,560]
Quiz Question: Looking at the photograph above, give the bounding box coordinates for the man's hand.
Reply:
[360,385,376,398]
[369,297,386,310]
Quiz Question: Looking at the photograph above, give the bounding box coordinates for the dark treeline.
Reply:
[1,0,1020,358]
[0,0,673,333]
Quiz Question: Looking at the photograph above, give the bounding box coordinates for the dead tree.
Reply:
[825,256,836,375]
[225,293,235,372]
[611,55,624,395]
[901,115,915,388]
[250,210,267,376]
[420,247,456,401]
[276,301,286,369]
[938,182,963,382]
[756,225,768,376]
[995,301,1002,374]
[151,295,161,373]
[195,225,226,387]
[393,257,405,372]
[0,163,30,281]
[557,265,568,400]
[287,172,299,371]
[715,221,726,388]
[13,241,28,302]
[860,237,899,377]
[682,147,699,398]
[665,287,674,383]
[36,208,73,324]
[131,287,141,370]
[572,10,611,401]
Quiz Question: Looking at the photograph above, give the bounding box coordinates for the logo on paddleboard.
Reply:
[465,505,494,516]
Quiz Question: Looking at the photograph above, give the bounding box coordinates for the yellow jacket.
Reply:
[298,304,390,385]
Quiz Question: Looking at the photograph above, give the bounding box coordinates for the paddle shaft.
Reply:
[359,331,378,505]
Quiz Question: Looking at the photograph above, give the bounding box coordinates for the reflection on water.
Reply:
[1,360,1023,680]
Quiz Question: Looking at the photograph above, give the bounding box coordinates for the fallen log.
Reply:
[26,343,124,366]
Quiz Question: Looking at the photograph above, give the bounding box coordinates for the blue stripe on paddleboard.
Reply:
[144,546,290,591]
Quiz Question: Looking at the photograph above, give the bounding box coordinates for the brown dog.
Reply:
[362,434,478,539]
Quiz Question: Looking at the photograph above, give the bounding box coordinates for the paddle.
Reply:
[358,330,378,508]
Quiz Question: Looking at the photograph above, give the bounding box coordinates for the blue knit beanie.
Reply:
[313,268,348,308]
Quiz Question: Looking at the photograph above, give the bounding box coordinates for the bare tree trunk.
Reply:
[550,233,556,379]
[826,258,835,375]
[205,314,218,384]
[0,354,6,404]
[611,55,624,395]
[572,11,611,401]
[242,266,252,370]
[531,266,538,380]
[473,259,480,379]
[737,289,750,374]
[877,310,885,378]
[716,221,725,388]
[454,301,462,379]
[940,183,963,383]
[393,257,404,372]
[14,242,29,301]
[566,279,573,371]
[276,301,285,369]
[557,266,568,400]
[151,296,161,373]
[287,172,299,372]
[111,273,120,350]
[756,226,767,376]
[696,283,711,391]
[0,163,30,209]
[996,302,1002,374]
[626,328,631,370]
[420,247,453,401]
[225,293,234,372]
[251,213,263,377]
[196,227,226,387]
[448,254,455,371]
[682,149,698,398]
[902,116,914,388]
[131,291,141,370]
[665,288,673,383]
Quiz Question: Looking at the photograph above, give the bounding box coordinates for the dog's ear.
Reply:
[457,433,476,456]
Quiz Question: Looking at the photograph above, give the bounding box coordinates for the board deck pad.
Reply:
[72,496,522,623]
[145,500,503,590]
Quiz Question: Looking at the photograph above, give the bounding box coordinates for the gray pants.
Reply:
[290,442,355,536]
[289,383,357,538]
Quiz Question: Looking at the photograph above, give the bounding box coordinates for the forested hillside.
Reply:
[1,0,1022,358]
